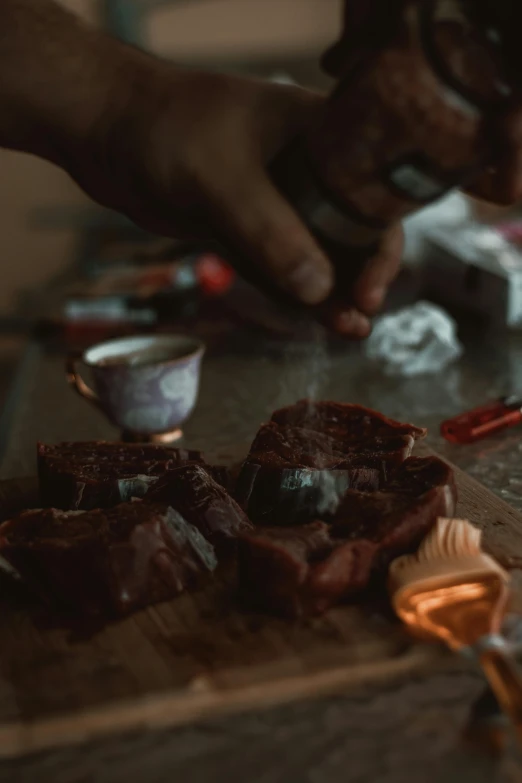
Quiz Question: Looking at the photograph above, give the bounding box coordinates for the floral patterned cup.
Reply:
[66,334,206,442]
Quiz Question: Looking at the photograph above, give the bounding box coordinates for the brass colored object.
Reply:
[66,353,102,410]
[390,518,522,745]
[121,428,183,445]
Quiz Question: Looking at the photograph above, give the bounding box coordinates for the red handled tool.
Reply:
[441,397,522,444]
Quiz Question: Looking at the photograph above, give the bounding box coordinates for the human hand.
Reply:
[62,55,402,336]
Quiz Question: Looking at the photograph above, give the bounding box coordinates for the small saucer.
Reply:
[121,428,183,445]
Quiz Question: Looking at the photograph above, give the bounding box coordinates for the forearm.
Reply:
[0,0,144,164]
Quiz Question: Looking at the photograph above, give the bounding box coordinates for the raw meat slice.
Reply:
[242,421,414,470]
[238,522,377,618]
[330,456,457,566]
[237,456,456,617]
[145,463,253,544]
[0,501,217,617]
[204,464,234,494]
[270,400,427,442]
[37,441,223,510]
[236,400,426,525]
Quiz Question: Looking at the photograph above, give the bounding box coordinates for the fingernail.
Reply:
[286,259,332,305]
[332,310,371,338]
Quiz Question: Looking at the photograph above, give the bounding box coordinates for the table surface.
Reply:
[1,326,522,782]
[2,327,522,510]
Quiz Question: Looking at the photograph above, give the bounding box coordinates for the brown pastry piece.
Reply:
[236,400,426,525]
[330,456,457,567]
[238,522,376,618]
[145,463,253,545]
[37,441,214,510]
[0,501,217,617]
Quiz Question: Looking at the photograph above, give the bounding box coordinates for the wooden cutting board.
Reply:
[1,448,522,760]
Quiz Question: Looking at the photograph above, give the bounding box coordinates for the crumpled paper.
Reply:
[366,301,463,377]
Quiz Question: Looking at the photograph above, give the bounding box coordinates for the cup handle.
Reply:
[66,354,101,410]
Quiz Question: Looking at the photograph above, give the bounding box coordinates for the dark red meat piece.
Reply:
[330,456,457,565]
[238,455,456,618]
[145,463,253,544]
[205,464,234,493]
[270,400,426,441]
[244,421,415,470]
[238,522,376,618]
[37,441,220,510]
[236,400,426,525]
[0,501,217,617]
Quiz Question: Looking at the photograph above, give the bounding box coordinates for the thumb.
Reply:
[206,166,333,305]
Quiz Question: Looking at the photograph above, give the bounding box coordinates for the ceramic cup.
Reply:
[66,334,206,442]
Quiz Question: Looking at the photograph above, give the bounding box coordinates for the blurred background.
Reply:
[1,0,522,397]
[2,0,522,480]
[0,0,340,316]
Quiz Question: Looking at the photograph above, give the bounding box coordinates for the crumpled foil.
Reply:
[366,301,463,377]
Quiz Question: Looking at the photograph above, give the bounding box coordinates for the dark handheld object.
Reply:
[441,396,522,444]
[219,0,522,313]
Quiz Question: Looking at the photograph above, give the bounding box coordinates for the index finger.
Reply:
[351,224,404,315]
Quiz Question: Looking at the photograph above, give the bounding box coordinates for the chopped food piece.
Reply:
[0,501,217,616]
[238,522,377,618]
[37,441,211,510]
[270,400,427,441]
[145,463,253,544]
[330,456,457,565]
[237,456,456,617]
[25,405,454,622]
[236,400,426,524]
[204,464,235,494]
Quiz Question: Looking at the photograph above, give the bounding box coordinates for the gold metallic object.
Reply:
[121,428,183,444]
[389,518,522,745]
[66,353,102,410]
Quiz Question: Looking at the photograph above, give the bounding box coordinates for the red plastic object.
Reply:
[196,254,235,297]
[441,397,522,444]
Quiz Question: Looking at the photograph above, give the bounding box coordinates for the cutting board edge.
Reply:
[0,644,443,760]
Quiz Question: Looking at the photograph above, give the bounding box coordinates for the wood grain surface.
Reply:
[0,448,522,766]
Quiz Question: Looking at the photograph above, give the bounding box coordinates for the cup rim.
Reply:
[82,334,206,370]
